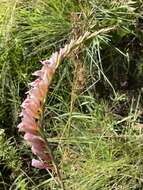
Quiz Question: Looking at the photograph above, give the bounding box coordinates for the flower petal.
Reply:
[31,159,49,169]
[31,146,51,161]
[24,133,45,145]
[18,122,38,133]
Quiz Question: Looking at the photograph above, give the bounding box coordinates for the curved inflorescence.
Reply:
[17,27,115,170]
[18,52,61,169]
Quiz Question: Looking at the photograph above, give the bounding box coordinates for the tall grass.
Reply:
[0,0,143,189]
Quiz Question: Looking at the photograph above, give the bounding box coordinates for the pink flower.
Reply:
[32,146,51,161]
[32,159,52,170]
[17,122,38,134]
[24,133,45,144]
[21,111,35,125]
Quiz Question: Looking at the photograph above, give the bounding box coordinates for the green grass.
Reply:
[0,0,143,189]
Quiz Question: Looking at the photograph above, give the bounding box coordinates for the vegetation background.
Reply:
[0,0,143,189]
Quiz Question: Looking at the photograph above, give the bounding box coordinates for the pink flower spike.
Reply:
[18,49,61,172]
